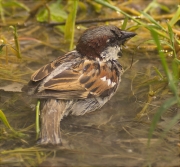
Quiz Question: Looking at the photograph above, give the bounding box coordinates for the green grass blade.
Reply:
[143,0,156,13]
[174,58,180,63]
[148,97,177,145]
[0,110,25,137]
[121,16,128,30]
[172,58,179,83]
[167,23,174,44]
[94,0,145,25]
[159,40,174,50]
[146,26,169,39]
[161,112,180,139]
[0,0,5,24]
[167,23,177,58]
[140,39,173,49]
[4,1,29,11]
[9,26,22,59]
[152,66,163,79]
[141,11,166,31]
[0,109,14,131]
[64,0,79,50]
[150,28,179,100]
[169,5,180,26]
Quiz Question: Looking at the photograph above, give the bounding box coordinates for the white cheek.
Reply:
[100,46,120,61]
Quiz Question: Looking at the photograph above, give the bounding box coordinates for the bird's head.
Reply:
[76,25,136,61]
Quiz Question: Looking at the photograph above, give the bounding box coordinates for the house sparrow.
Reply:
[24,25,136,145]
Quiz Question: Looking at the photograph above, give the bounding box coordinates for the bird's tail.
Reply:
[37,99,66,145]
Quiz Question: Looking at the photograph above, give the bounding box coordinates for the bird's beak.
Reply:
[121,31,136,40]
[120,31,136,45]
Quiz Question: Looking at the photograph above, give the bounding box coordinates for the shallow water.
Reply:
[0,25,179,167]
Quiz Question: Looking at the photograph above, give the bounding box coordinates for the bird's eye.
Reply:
[106,38,116,44]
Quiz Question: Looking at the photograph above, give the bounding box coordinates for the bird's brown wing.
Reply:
[30,56,121,99]
[31,52,78,82]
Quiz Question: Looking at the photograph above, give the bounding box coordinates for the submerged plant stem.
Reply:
[36,101,40,139]
[9,26,22,59]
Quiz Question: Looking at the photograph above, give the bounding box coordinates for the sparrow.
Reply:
[23,25,136,145]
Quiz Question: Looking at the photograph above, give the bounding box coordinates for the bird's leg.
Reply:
[37,99,66,145]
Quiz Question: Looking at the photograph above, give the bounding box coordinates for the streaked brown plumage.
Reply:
[23,25,136,145]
